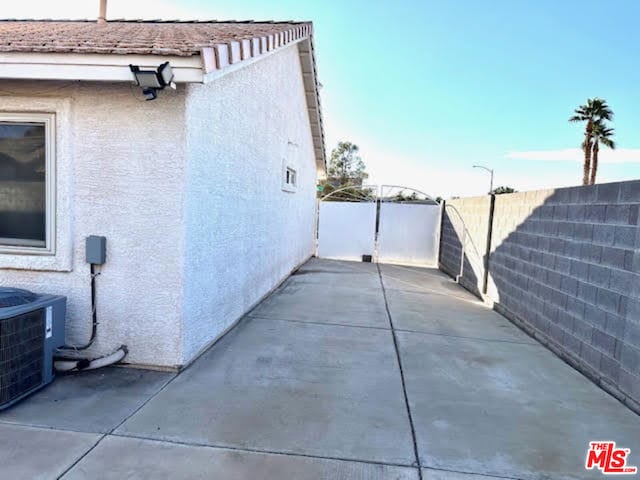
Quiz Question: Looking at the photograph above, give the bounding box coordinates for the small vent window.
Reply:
[282,161,298,193]
[286,168,297,187]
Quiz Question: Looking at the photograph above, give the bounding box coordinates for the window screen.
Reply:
[0,122,47,248]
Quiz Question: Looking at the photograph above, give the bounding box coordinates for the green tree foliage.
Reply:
[569,98,614,185]
[327,141,368,185]
[391,191,419,202]
[318,141,371,201]
[589,120,616,185]
[491,186,516,195]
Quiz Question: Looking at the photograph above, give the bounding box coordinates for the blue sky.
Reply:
[6,0,640,196]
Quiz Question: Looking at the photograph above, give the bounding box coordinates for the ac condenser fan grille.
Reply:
[0,297,32,308]
[0,309,45,405]
[0,289,38,308]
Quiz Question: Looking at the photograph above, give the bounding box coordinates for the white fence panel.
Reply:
[377,203,441,266]
[317,202,377,261]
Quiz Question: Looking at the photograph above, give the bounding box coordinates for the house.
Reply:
[0,19,326,369]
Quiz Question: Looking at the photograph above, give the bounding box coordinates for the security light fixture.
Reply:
[142,88,158,101]
[158,62,175,87]
[129,62,176,101]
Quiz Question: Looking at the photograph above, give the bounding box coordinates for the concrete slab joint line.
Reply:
[53,369,181,479]
[2,259,639,479]
[376,263,424,480]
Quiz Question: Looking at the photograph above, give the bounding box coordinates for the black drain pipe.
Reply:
[58,263,99,351]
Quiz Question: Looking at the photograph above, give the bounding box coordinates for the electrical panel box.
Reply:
[86,236,107,265]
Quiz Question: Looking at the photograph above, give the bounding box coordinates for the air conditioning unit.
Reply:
[0,288,66,410]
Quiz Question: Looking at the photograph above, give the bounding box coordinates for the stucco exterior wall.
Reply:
[0,81,187,367]
[0,45,319,368]
[181,43,317,363]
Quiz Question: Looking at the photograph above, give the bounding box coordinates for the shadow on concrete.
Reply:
[439,181,640,413]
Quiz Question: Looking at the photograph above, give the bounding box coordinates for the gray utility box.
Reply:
[86,235,107,265]
[0,288,66,410]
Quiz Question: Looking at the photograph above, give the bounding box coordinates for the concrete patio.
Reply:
[0,258,638,479]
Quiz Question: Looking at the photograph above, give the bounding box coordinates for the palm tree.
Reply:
[589,121,615,185]
[569,98,614,185]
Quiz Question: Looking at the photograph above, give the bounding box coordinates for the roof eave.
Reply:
[0,51,205,82]
[297,36,326,176]
[0,21,326,174]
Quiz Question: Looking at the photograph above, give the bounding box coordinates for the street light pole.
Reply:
[473,165,494,194]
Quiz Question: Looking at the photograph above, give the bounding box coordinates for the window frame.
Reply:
[286,167,297,187]
[0,112,56,256]
[282,161,298,193]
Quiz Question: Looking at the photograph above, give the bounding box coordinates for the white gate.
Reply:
[377,203,441,265]
[316,185,442,266]
[317,201,377,261]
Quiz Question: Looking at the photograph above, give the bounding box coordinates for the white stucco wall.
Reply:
[182,43,318,363]
[0,44,319,368]
[0,81,187,367]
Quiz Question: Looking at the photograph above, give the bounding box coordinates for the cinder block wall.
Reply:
[439,181,640,411]
[439,196,493,296]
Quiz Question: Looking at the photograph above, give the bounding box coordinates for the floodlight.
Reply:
[158,62,175,87]
[129,62,175,100]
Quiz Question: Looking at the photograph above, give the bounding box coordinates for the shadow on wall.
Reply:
[439,181,640,413]
[439,197,492,297]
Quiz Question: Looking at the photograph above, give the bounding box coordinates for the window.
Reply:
[282,162,297,193]
[286,167,297,187]
[0,113,55,254]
